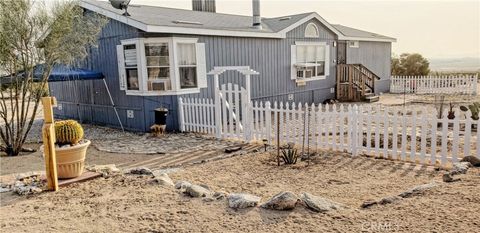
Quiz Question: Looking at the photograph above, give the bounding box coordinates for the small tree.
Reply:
[0,0,107,156]
[391,53,430,76]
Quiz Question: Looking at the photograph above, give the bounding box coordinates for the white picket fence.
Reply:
[390,75,478,95]
[180,97,480,166]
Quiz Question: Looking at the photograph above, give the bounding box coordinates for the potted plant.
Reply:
[54,120,90,179]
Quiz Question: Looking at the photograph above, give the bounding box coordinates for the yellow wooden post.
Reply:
[41,97,59,191]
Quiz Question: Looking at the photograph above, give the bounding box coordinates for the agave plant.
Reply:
[281,144,298,165]
[460,102,480,121]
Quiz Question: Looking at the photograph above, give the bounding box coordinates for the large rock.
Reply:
[175,181,192,190]
[300,193,343,213]
[127,167,152,175]
[213,191,228,200]
[451,162,471,175]
[460,156,480,167]
[185,184,212,198]
[398,182,438,198]
[0,187,11,193]
[228,193,261,209]
[442,172,460,183]
[361,196,400,208]
[12,185,42,195]
[378,196,400,205]
[261,191,299,210]
[152,173,174,186]
[361,199,378,208]
[86,164,120,176]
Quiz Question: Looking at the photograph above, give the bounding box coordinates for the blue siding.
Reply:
[346,41,392,94]
[181,18,337,104]
[50,16,390,132]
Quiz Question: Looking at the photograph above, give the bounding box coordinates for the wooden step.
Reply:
[365,95,379,103]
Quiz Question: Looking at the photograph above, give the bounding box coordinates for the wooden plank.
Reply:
[41,97,58,192]
[58,171,102,187]
[383,107,389,158]
[452,114,460,163]
[420,108,428,163]
[410,109,417,161]
[440,111,448,165]
[265,102,272,143]
[374,105,381,157]
[464,111,472,157]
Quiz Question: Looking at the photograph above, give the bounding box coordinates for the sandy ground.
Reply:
[1,151,479,233]
[0,143,161,176]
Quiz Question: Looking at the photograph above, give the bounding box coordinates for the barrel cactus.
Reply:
[54,120,84,145]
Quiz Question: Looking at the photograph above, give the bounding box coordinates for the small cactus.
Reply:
[280,144,298,165]
[54,120,84,145]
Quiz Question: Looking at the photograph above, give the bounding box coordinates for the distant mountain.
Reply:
[428,57,480,72]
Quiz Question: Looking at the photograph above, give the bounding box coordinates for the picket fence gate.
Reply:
[390,75,478,95]
[179,96,480,167]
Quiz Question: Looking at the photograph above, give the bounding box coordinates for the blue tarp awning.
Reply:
[1,64,104,84]
[38,64,104,82]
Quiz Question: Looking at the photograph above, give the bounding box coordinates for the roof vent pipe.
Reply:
[252,0,262,29]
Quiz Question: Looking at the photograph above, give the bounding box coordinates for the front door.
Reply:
[337,41,347,64]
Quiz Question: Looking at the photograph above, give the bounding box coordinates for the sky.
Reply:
[49,0,480,59]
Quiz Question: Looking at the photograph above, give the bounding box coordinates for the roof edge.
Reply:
[80,1,396,42]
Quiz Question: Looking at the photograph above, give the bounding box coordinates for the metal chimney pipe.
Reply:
[192,0,216,13]
[252,0,262,29]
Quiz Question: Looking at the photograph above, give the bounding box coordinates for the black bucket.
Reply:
[154,108,168,125]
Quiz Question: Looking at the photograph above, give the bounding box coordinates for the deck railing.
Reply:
[337,64,379,101]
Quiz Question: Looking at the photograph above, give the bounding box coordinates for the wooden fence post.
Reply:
[213,74,222,139]
[178,97,185,132]
[265,101,272,143]
[351,105,359,156]
[41,97,59,191]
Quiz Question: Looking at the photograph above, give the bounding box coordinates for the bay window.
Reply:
[177,43,197,89]
[116,37,206,95]
[145,43,171,91]
[291,42,330,82]
[123,44,139,90]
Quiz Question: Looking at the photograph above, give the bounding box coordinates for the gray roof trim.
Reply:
[332,24,397,42]
[80,0,396,42]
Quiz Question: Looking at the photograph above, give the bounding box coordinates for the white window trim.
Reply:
[291,41,330,82]
[172,37,200,93]
[305,23,320,38]
[119,37,205,96]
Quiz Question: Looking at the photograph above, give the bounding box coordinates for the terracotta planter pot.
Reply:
[55,140,91,179]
